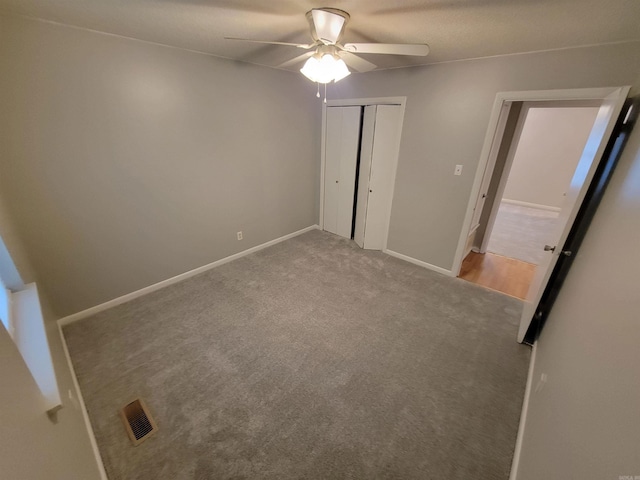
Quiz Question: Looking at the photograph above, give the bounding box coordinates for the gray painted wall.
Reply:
[0,15,321,316]
[330,42,640,270]
[0,194,28,290]
[514,82,640,479]
[0,72,102,476]
[503,106,600,209]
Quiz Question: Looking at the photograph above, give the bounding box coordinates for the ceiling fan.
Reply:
[225,7,430,84]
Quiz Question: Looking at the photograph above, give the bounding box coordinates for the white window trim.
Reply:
[9,283,62,413]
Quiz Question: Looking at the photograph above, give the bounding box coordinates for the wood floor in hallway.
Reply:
[459,251,536,300]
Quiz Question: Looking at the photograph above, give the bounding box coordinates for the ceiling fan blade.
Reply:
[311,9,346,44]
[278,52,314,68]
[224,37,313,49]
[344,43,430,56]
[340,52,377,73]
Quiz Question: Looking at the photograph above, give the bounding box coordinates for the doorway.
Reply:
[460,101,601,299]
[452,86,630,342]
[320,97,406,250]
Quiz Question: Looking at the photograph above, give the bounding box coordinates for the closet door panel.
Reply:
[354,106,377,248]
[323,107,342,235]
[324,106,361,238]
[365,105,404,249]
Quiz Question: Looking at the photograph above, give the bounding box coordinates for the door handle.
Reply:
[544,245,572,256]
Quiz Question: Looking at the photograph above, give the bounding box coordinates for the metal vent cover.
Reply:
[120,398,158,446]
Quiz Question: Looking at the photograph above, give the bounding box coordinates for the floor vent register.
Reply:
[119,398,158,446]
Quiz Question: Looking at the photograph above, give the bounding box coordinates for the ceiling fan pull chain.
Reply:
[324,83,327,103]
[316,82,320,98]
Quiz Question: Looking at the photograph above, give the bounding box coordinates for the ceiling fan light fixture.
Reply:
[300,56,325,83]
[300,54,350,84]
[332,58,351,82]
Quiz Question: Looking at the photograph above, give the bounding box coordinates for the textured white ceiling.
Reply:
[1,0,639,71]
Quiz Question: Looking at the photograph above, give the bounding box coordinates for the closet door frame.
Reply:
[320,97,406,250]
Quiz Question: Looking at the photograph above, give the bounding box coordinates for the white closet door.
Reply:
[324,106,361,238]
[354,106,377,248]
[363,105,403,250]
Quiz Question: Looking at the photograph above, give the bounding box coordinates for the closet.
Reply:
[322,103,403,250]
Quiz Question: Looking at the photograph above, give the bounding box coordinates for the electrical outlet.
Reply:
[454,164,463,176]
[534,373,548,393]
[237,231,243,241]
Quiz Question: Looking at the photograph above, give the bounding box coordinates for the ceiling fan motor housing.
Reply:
[306,8,350,45]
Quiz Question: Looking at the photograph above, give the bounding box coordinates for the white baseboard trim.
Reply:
[509,341,538,480]
[383,249,455,277]
[502,198,561,213]
[58,225,320,327]
[57,322,109,480]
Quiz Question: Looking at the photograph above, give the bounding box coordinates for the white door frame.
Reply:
[452,87,629,277]
[320,97,407,250]
[467,101,514,245]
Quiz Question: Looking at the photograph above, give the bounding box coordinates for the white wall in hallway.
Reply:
[502,107,600,209]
